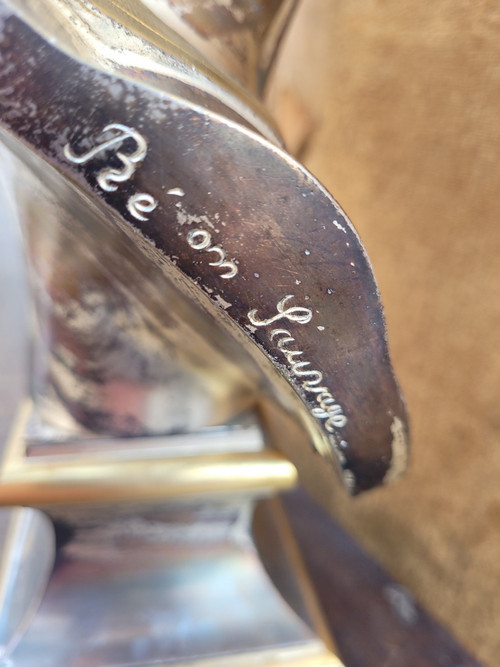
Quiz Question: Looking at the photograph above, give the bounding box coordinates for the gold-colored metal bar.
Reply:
[0,450,297,507]
[0,403,297,507]
[167,646,344,667]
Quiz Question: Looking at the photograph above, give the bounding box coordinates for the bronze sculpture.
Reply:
[0,2,410,664]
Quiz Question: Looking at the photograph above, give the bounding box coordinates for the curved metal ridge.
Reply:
[0,7,409,493]
[6,0,283,144]
[139,0,299,94]
[0,507,54,660]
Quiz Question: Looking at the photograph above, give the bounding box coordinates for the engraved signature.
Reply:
[249,295,347,431]
[64,123,157,221]
[63,124,347,442]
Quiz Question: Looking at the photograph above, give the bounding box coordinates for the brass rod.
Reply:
[0,451,297,507]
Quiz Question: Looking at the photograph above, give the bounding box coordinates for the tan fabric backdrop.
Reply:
[269,1,500,663]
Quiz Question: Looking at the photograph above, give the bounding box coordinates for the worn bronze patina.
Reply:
[0,3,408,494]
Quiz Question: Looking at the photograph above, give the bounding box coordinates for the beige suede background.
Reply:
[268,1,500,663]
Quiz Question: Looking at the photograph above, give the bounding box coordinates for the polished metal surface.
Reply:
[0,507,55,661]
[142,0,298,94]
[0,0,284,441]
[7,0,281,144]
[9,499,340,666]
[0,140,258,441]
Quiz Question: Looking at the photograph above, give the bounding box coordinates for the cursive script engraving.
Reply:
[249,295,312,326]
[127,193,157,221]
[248,296,347,431]
[64,123,147,191]
[64,123,157,221]
[186,228,238,279]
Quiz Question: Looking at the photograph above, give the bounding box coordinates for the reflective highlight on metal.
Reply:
[0,507,55,661]
[0,0,409,493]
[0,405,297,510]
[7,499,340,666]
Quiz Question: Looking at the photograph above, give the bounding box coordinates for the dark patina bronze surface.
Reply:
[0,6,408,494]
